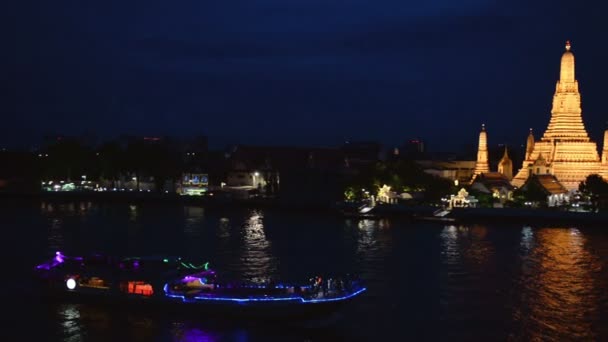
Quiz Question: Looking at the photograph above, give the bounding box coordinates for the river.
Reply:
[2,199,607,341]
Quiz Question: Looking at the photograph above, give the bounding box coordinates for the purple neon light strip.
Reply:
[35,251,84,270]
[163,283,366,304]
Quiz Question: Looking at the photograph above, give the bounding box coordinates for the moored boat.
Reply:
[34,252,367,319]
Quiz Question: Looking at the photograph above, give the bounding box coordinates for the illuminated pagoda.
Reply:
[472,124,490,181]
[497,146,513,181]
[512,41,608,190]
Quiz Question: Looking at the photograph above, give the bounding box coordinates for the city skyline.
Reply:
[5,1,607,152]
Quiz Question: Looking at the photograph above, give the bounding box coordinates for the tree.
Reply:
[97,142,124,188]
[513,180,548,207]
[343,159,452,204]
[579,174,608,211]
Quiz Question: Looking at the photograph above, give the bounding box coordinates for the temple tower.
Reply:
[498,146,513,180]
[473,124,490,179]
[526,129,535,159]
[512,41,603,190]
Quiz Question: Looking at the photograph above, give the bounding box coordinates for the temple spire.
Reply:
[498,145,513,180]
[526,128,535,159]
[559,40,575,83]
[473,124,490,178]
[543,39,587,139]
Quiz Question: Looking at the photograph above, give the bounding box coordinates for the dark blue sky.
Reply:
[4,1,607,152]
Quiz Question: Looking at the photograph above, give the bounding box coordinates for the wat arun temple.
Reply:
[473,41,608,191]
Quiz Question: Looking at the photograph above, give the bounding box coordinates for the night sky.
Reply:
[4,1,607,152]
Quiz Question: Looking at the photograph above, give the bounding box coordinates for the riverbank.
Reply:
[448,207,608,225]
[0,191,337,214]
[2,191,608,226]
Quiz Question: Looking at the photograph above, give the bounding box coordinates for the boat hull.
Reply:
[38,284,355,321]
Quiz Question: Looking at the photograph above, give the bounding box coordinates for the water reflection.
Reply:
[351,218,393,281]
[184,207,205,237]
[238,210,277,282]
[183,207,205,257]
[55,304,159,342]
[127,204,142,238]
[520,226,534,253]
[41,201,94,217]
[440,225,494,267]
[57,304,84,342]
[217,217,231,239]
[48,218,64,253]
[515,227,602,340]
[171,322,220,342]
[128,204,139,222]
[440,225,460,266]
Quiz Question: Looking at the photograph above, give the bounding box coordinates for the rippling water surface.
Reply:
[2,199,608,341]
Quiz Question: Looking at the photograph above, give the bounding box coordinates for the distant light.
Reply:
[132,177,137,181]
[254,172,260,177]
[66,278,76,290]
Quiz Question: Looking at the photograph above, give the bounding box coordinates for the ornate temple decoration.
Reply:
[512,41,607,190]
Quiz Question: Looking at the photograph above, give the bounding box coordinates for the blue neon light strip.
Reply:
[162,283,366,304]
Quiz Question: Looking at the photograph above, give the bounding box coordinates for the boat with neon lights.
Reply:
[34,252,367,319]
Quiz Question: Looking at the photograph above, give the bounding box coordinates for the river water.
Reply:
[2,199,608,341]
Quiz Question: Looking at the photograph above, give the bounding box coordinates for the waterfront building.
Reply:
[448,188,479,208]
[520,174,569,207]
[417,160,476,184]
[179,173,209,196]
[470,172,515,205]
[511,41,608,190]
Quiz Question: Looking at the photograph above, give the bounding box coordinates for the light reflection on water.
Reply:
[237,210,278,283]
[14,202,608,340]
[170,322,221,342]
[440,225,494,268]
[58,304,83,342]
[48,218,64,252]
[183,206,205,257]
[513,227,603,340]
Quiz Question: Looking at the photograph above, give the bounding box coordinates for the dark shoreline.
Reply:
[2,191,608,226]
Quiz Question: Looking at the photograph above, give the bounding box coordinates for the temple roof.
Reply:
[472,172,514,190]
[528,174,569,195]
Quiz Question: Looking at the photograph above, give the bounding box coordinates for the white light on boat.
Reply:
[66,278,76,290]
